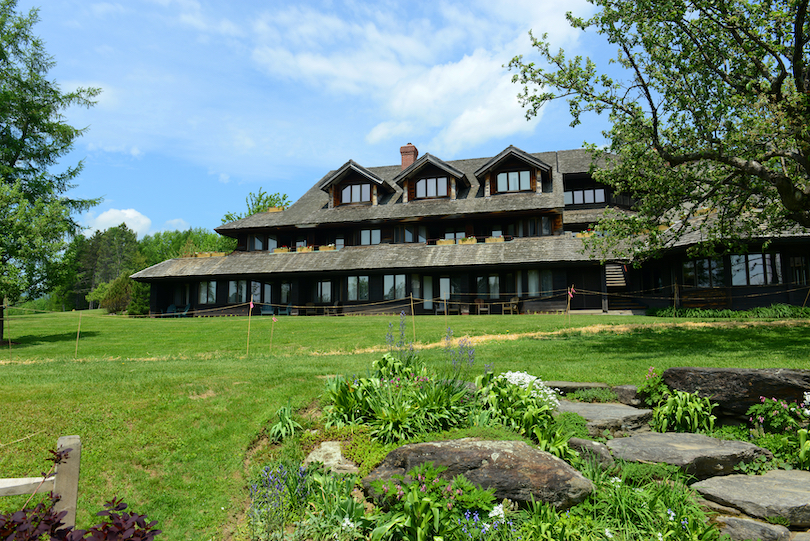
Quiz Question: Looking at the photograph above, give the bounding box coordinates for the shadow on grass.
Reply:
[9,331,100,348]
[546,324,810,361]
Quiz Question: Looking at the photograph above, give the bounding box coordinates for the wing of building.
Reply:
[131,144,810,316]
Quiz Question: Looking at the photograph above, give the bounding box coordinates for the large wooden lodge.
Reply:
[131,144,810,316]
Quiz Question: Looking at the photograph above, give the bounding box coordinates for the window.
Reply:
[444,227,465,241]
[683,259,725,288]
[198,281,216,304]
[228,280,247,303]
[495,170,531,193]
[280,282,291,304]
[731,253,782,286]
[249,234,264,251]
[360,229,381,245]
[250,281,261,302]
[316,281,331,303]
[263,283,272,304]
[415,177,448,198]
[395,225,427,244]
[347,276,369,301]
[267,235,278,250]
[335,235,345,250]
[341,183,371,204]
[384,274,406,300]
[790,256,809,285]
[564,188,606,205]
[296,237,307,249]
[477,274,500,299]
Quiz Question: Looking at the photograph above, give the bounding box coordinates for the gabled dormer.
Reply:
[474,145,553,197]
[393,153,469,203]
[319,160,394,209]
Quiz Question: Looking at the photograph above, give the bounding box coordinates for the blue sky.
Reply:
[19,0,615,238]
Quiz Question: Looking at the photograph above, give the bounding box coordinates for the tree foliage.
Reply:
[221,187,290,225]
[0,0,99,337]
[140,227,236,265]
[510,0,810,259]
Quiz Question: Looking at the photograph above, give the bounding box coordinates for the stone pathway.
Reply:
[558,400,652,437]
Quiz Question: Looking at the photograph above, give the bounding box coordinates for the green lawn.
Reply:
[2,310,808,540]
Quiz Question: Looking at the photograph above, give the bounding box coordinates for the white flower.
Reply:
[341,517,355,531]
[497,371,560,408]
[489,503,505,519]
[609,477,622,485]
[657,533,663,541]
[605,528,614,539]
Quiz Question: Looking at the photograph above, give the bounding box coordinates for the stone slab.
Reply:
[303,441,359,475]
[545,381,609,395]
[606,432,772,480]
[558,400,652,437]
[715,516,790,541]
[693,470,810,527]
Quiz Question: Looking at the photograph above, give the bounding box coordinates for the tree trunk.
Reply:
[1,300,5,344]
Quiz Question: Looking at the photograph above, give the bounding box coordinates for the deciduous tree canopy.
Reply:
[510,0,810,260]
[221,187,290,225]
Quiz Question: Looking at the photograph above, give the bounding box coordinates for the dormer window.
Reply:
[415,177,448,199]
[495,170,532,193]
[341,183,371,204]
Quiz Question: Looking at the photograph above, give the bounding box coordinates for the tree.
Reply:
[509,0,810,260]
[221,187,290,224]
[0,0,100,340]
[139,227,236,266]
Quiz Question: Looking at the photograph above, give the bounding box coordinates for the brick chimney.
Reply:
[400,143,418,170]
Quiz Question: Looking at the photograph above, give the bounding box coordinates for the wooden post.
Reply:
[7,302,10,363]
[443,296,448,330]
[802,286,810,308]
[269,315,276,353]
[74,312,82,358]
[246,297,253,356]
[53,435,81,530]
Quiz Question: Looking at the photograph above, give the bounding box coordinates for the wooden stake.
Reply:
[7,303,11,363]
[270,316,276,353]
[802,286,810,308]
[74,312,82,358]
[246,297,253,356]
[443,296,448,330]
[410,294,416,343]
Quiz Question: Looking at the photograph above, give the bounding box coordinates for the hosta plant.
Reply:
[652,390,717,433]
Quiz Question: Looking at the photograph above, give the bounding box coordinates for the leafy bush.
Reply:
[370,462,495,541]
[100,274,132,314]
[746,395,810,433]
[637,367,670,407]
[651,390,717,433]
[268,404,303,443]
[647,303,810,319]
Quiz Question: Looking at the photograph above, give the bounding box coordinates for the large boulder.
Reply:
[662,367,810,416]
[606,432,772,480]
[362,438,592,510]
[693,470,810,527]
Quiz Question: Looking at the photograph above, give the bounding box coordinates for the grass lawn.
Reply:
[1,310,808,540]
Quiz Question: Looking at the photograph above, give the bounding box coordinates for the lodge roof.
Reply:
[216,148,603,234]
[131,236,593,281]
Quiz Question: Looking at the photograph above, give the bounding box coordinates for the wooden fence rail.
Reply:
[0,435,82,529]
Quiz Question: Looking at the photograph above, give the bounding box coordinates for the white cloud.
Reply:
[84,209,152,238]
[163,218,190,231]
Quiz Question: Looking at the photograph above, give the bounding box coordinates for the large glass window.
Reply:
[316,281,331,303]
[263,283,272,304]
[198,281,216,304]
[360,229,381,245]
[384,274,406,300]
[347,276,369,301]
[415,177,448,198]
[683,259,725,288]
[496,170,531,193]
[249,234,264,251]
[228,280,247,303]
[731,253,782,286]
[341,183,371,204]
[564,188,606,205]
[250,281,261,303]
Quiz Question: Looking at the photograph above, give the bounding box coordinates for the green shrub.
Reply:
[651,390,717,433]
[637,367,671,407]
[746,395,809,433]
[647,303,810,319]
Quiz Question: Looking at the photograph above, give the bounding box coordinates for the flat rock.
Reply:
[662,367,810,416]
[362,438,592,510]
[606,432,772,480]
[558,400,652,437]
[303,441,359,475]
[569,437,615,468]
[612,384,642,406]
[792,530,810,541]
[546,381,609,395]
[693,470,810,527]
[715,516,790,541]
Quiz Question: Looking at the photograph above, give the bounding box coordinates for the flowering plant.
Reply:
[746,394,810,433]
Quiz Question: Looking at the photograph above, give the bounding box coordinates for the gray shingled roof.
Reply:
[131,236,593,281]
[216,148,602,234]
